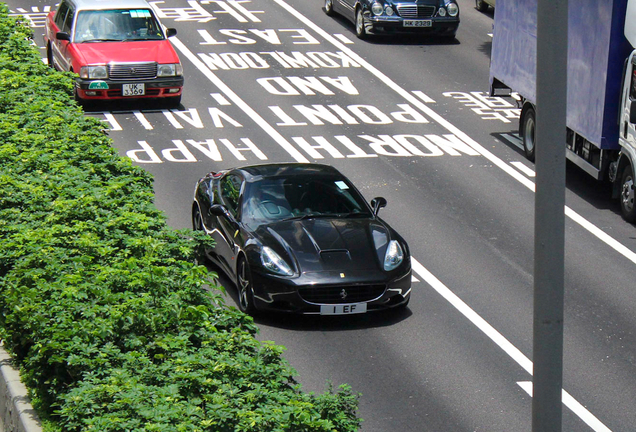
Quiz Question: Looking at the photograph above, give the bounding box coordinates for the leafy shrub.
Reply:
[0,4,361,431]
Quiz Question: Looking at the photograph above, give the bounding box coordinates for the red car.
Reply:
[44,0,184,105]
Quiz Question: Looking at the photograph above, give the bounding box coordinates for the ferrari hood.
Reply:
[73,40,180,65]
[257,218,391,274]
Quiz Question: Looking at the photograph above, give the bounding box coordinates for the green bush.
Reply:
[0,4,361,431]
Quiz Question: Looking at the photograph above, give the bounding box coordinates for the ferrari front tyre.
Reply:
[620,164,636,223]
[237,258,257,315]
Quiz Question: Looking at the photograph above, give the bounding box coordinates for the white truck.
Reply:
[490,0,636,222]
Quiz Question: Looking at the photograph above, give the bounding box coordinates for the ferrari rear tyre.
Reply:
[191,205,207,265]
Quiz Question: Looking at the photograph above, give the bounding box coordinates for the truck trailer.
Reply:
[489,0,636,222]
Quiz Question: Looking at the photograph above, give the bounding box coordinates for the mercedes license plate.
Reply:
[122,83,145,96]
[320,303,367,315]
[403,20,432,27]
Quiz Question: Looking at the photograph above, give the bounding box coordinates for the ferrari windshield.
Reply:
[242,175,371,225]
[74,9,165,42]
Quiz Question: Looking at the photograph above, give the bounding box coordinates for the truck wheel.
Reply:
[620,165,636,223]
[521,106,536,162]
[476,0,489,12]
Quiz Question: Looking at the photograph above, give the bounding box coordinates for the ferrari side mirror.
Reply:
[371,197,387,215]
[209,204,227,217]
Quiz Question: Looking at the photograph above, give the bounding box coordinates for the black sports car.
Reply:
[324,0,460,39]
[192,163,411,315]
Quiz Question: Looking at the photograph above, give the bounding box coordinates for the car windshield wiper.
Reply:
[282,213,341,221]
[343,212,371,218]
[81,38,123,42]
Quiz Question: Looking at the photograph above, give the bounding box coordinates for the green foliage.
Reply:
[0,4,361,431]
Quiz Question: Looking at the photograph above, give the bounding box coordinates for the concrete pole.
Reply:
[533,0,568,431]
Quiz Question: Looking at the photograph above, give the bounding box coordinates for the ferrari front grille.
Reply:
[299,284,386,304]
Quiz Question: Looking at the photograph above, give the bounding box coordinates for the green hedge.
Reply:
[0,5,361,431]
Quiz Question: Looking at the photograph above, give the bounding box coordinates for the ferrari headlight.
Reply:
[261,246,293,276]
[79,65,108,79]
[384,240,404,271]
[371,2,384,15]
[157,63,183,77]
[446,2,459,16]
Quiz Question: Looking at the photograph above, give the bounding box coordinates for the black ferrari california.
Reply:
[192,163,411,315]
[324,0,460,39]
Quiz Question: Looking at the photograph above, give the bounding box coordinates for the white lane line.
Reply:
[211,93,231,105]
[411,258,613,431]
[412,90,436,103]
[333,33,354,44]
[517,382,612,432]
[133,110,153,130]
[167,37,310,164]
[273,0,636,266]
[411,258,533,374]
[511,161,536,177]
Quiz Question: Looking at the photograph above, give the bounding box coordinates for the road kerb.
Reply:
[0,343,42,432]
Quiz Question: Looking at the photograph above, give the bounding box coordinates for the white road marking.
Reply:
[510,161,536,177]
[333,33,354,44]
[272,0,636,267]
[168,37,310,163]
[411,258,533,374]
[412,90,436,103]
[133,110,153,130]
[411,258,613,431]
[211,92,231,105]
[517,382,612,432]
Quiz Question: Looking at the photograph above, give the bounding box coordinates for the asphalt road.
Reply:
[7,0,636,430]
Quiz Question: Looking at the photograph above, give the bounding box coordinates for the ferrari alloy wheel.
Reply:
[325,0,334,16]
[521,106,536,162]
[355,8,367,39]
[237,258,256,314]
[620,165,636,223]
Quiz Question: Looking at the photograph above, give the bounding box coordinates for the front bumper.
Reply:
[250,263,412,314]
[75,76,184,100]
[364,14,459,36]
